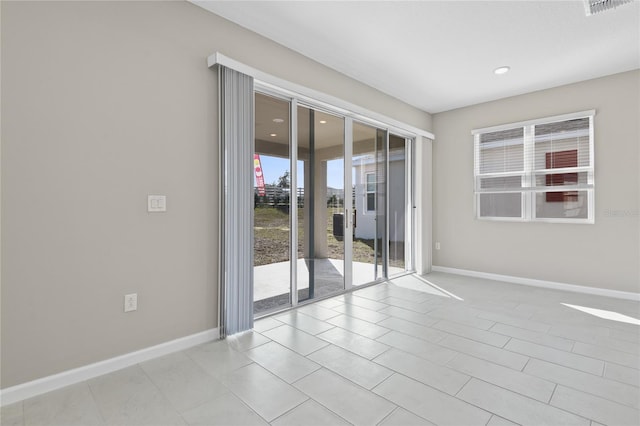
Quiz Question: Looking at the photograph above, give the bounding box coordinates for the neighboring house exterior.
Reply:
[353,150,406,242]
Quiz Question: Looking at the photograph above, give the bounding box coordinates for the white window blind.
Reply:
[473,112,594,223]
[475,127,524,218]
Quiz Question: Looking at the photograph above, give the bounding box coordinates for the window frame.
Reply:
[473,110,595,224]
[365,172,376,213]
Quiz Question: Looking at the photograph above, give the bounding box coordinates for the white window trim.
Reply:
[473,111,596,224]
[365,172,376,213]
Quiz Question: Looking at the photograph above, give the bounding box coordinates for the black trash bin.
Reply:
[332,213,344,237]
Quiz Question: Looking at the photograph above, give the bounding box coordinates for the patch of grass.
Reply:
[253,207,404,268]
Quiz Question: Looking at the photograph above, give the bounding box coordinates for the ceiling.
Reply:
[256,92,383,151]
[194,0,639,113]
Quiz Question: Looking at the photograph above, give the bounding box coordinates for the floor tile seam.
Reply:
[285,322,337,336]
[329,309,390,325]
[291,367,396,424]
[489,321,570,342]
[445,351,557,388]
[458,377,594,424]
[529,357,640,387]
[428,332,526,368]
[478,313,552,333]
[222,365,309,424]
[373,324,448,344]
[84,376,108,425]
[380,339,460,366]
[371,341,458,366]
[547,383,558,404]
[245,349,323,383]
[374,406,401,426]
[505,338,607,372]
[368,372,444,424]
[547,384,638,424]
[316,326,394,353]
[262,396,313,426]
[265,323,327,345]
[177,390,253,423]
[326,318,394,338]
[444,358,557,403]
[537,374,640,410]
[280,358,324,386]
[345,297,390,312]
[305,355,394,391]
[378,311,440,327]
[425,314,497,331]
[503,348,606,377]
[314,326,392,343]
[602,363,640,388]
[137,361,199,419]
[292,309,342,326]
[430,321,511,348]
[453,376,474,397]
[569,346,638,371]
[339,340,393,361]
[382,373,495,422]
[472,306,536,321]
[374,366,475,403]
[547,331,640,356]
[430,317,498,334]
[571,340,640,360]
[232,331,273,353]
[371,346,465,383]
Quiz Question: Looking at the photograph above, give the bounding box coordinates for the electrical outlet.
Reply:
[435,242,441,250]
[124,293,138,312]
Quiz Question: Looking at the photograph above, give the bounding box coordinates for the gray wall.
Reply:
[432,70,640,293]
[0,1,431,388]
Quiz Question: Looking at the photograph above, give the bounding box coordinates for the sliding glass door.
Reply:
[388,134,410,276]
[253,93,292,314]
[350,122,387,286]
[253,91,415,316]
[297,105,346,303]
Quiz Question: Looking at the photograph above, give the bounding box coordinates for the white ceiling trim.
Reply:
[208,52,435,140]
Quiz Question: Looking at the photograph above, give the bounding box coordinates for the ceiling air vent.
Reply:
[584,0,634,15]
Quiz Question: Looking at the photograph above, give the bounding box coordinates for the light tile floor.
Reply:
[2,272,639,426]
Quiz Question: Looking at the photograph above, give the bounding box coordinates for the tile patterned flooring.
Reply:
[2,272,639,425]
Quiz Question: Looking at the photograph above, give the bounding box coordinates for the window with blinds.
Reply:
[473,111,594,223]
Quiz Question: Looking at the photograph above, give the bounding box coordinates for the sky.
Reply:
[256,155,344,189]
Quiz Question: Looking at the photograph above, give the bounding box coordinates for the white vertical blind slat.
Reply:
[219,67,254,337]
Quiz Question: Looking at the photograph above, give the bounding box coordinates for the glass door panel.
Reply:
[388,134,408,276]
[351,122,387,286]
[253,93,292,315]
[298,106,345,302]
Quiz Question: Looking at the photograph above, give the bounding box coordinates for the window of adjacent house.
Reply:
[473,112,594,223]
[366,172,376,212]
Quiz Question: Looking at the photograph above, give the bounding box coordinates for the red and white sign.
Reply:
[254,154,266,196]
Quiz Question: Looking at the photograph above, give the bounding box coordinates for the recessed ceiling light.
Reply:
[272,118,284,123]
[270,133,277,137]
[494,66,510,75]
[319,120,327,124]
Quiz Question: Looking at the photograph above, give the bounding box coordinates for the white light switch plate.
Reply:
[148,195,167,212]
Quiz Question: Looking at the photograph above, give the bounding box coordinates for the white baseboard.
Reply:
[0,328,219,406]
[431,266,640,302]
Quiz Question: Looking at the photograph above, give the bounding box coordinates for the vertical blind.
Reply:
[219,66,255,337]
